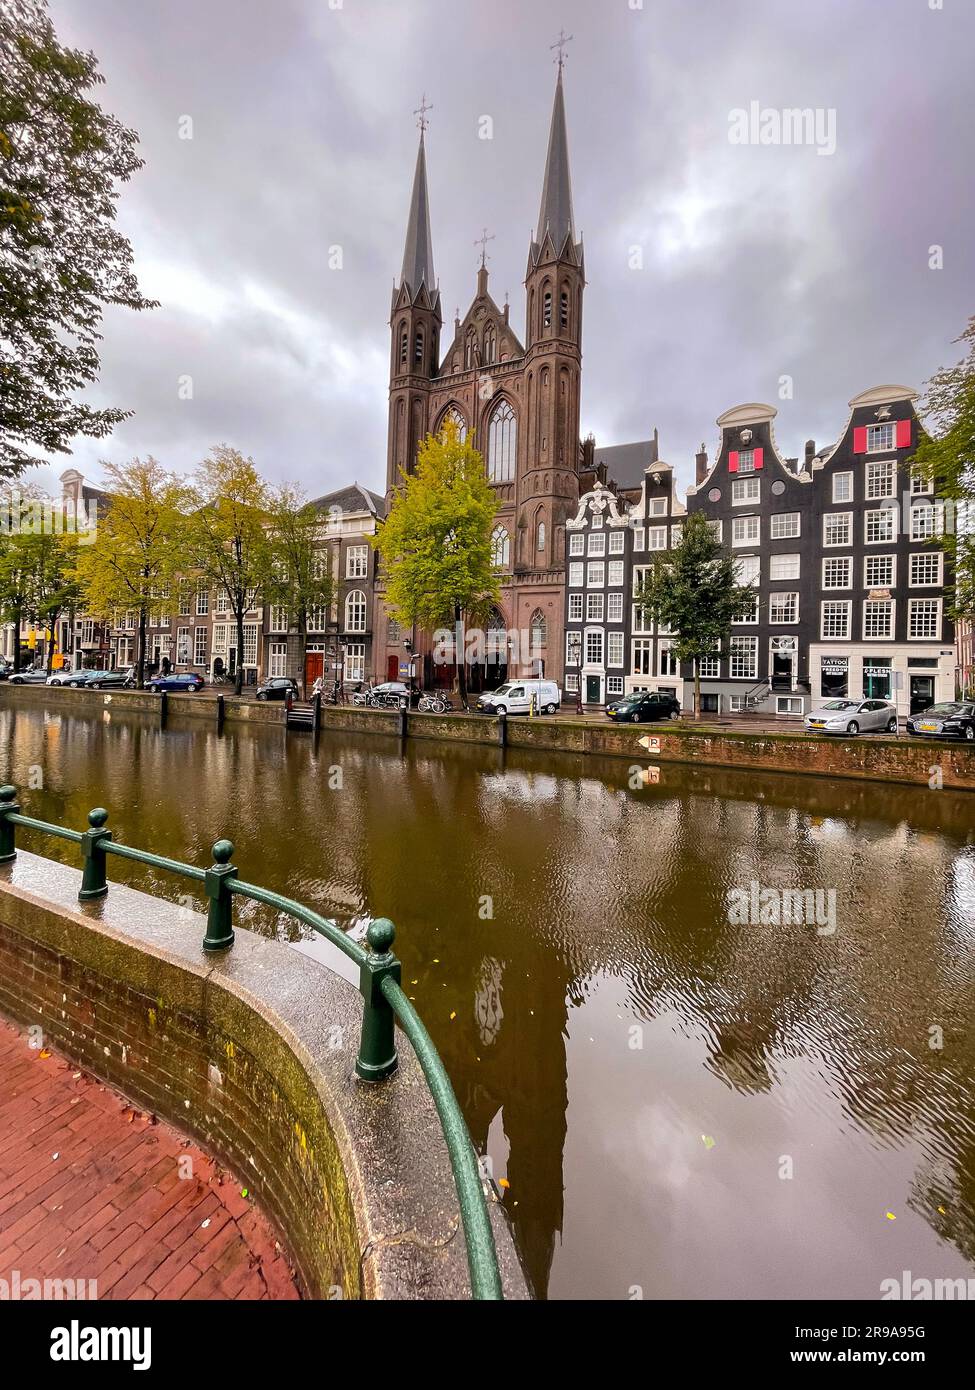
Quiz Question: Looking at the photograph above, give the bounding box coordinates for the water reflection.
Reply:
[2,702,974,1298]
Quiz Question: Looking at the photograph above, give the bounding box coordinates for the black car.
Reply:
[255,676,299,702]
[606,692,681,723]
[906,702,975,741]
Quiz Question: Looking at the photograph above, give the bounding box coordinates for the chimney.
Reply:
[695,443,709,486]
[804,438,816,467]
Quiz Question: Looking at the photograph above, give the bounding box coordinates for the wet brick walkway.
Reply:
[0,1013,301,1299]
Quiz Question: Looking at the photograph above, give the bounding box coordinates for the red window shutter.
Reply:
[853,426,867,453]
[753,447,764,470]
[728,450,739,473]
[896,418,911,449]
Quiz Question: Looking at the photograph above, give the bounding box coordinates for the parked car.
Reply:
[906,701,975,741]
[86,668,135,690]
[255,676,298,701]
[47,668,101,687]
[146,672,204,693]
[606,692,681,723]
[7,668,49,685]
[804,699,897,736]
[366,681,411,707]
[476,679,561,716]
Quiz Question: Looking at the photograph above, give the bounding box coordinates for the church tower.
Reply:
[521,62,585,573]
[386,117,442,491]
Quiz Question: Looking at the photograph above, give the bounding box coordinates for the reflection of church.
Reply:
[378,60,586,690]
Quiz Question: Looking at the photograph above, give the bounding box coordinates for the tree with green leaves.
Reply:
[913,316,975,622]
[185,446,269,696]
[372,421,499,708]
[0,510,80,673]
[262,484,335,697]
[635,510,757,719]
[71,457,186,686]
[0,0,156,475]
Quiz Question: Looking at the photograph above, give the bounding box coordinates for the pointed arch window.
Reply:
[536,519,546,552]
[414,327,424,365]
[399,326,408,368]
[440,406,468,444]
[560,290,569,330]
[542,289,553,329]
[488,401,516,483]
[465,330,476,370]
[345,590,367,634]
[491,526,510,568]
[530,609,547,652]
[484,324,496,364]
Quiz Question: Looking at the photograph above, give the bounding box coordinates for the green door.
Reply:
[585,675,602,704]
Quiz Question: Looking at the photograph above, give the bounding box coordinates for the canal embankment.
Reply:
[0,848,527,1300]
[3,682,974,790]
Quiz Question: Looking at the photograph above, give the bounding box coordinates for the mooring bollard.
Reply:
[398,698,408,739]
[79,808,111,901]
[355,919,401,1081]
[313,692,322,735]
[0,784,19,863]
[160,690,168,728]
[498,709,507,748]
[216,694,225,732]
[203,839,237,953]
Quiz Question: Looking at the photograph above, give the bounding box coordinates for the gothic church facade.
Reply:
[378,70,584,688]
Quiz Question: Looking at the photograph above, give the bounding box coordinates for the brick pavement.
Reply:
[0,1013,301,1300]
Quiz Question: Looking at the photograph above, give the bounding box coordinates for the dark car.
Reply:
[86,668,135,690]
[146,672,204,693]
[906,701,975,741]
[7,668,49,685]
[255,676,298,701]
[606,692,681,723]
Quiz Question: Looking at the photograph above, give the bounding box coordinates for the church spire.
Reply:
[399,121,436,297]
[534,66,577,256]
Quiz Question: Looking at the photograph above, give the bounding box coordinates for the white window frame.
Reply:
[822,556,852,590]
[346,545,369,580]
[586,592,604,622]
[865,508,897,545]
[732,515,760,547]
[863,598,895,640]
[823,512,852,547]
[588,532,606,556]
[864,554,896,589]
[832,472,853,503]
[607,560,624,587]
[568,592,583,622]
[268,642,288,677]
[770,512,800,540]
[866,423,895,453]
[607,592,623,623]
[569,532,585,557]
[608,529,625,554]
[866,458,896,500]
[587,561,605,587]
[769,553,800,581]
[729,636,758,680]
[607,631,624,667]
[732,476,761,506]
[769,592,799,624]
[569,562,584,587]
[820,600,851,640]
[907,597,940,640]
[909,552,942,587]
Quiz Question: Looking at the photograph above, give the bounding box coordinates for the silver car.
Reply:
[804,698,898,736]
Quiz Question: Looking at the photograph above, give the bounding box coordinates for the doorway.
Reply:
[585,674,602,704]
[910,675,935,715]
[305,650,325,687]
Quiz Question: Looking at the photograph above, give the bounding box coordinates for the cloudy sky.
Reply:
[41,0,975,498]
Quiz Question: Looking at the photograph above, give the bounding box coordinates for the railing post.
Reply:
[312,692,321,735]
[203,839,237,953]
[356,919,401,1082]
[79,808,112,900]
[497,709,507,748]
[0,785,19,863]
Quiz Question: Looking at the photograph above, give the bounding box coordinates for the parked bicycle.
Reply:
[417,693,448,713]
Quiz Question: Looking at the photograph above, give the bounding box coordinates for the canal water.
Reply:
[2,701,975,1300]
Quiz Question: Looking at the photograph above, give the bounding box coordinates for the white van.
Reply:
[476,679,561,716]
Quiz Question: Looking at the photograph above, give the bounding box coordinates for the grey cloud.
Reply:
[48,0,974,496]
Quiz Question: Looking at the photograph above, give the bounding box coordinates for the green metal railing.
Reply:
[0,784,502,1301]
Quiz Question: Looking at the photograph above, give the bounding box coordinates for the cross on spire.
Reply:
[413,92,433,134]
[474,227,495,269]
[550,28,573,74]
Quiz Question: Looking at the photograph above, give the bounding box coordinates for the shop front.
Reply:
[810,644,954,717]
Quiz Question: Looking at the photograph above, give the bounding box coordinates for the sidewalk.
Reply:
[0,1014,300,1300]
